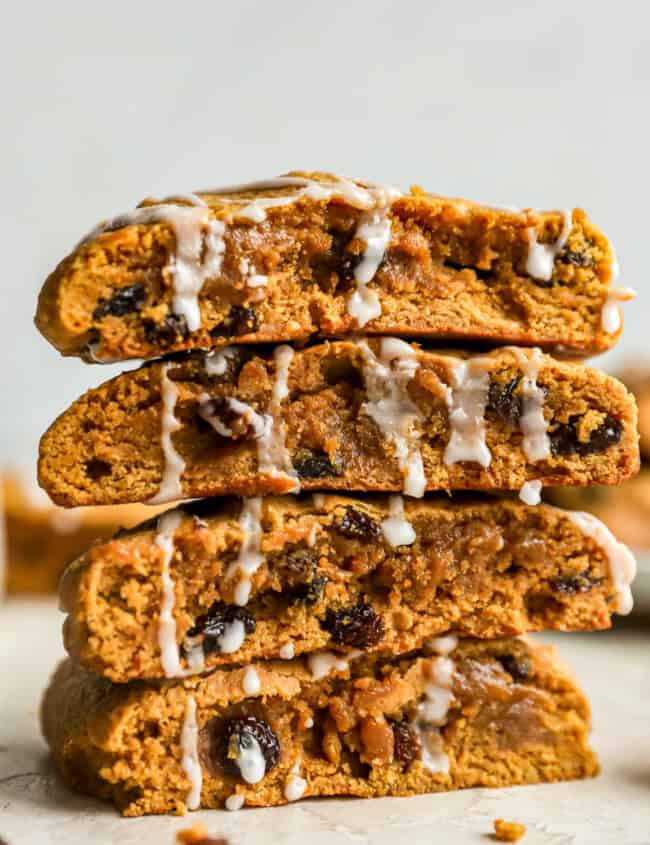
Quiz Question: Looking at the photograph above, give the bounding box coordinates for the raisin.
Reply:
[186,602,255,655]
[198,398,257,440]
[289,574,328,605]
[93,283,146,319]
[550,569,601,595]
[211,306,260,337]
[497,654,532,683]
[143,313,190,346]
[293,450,342,479]
[321,600,385,649]
[560,249,593,267]
[216,716,280,778]
[549,414,622,457]
[390,720,422,769]
[333,506,382,541]
[283,547,319,578]
[310,231,359,292]
[487,378,522,428]
[85,458,111,479]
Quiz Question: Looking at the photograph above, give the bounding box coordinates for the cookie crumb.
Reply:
[493,819,526,842]
[176,823,229,845]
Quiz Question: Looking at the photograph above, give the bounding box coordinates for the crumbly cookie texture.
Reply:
[41,637,599,816]
[60,494,628,683]
[38,342,639,507]
[34,172,622,362]
[2,474,169,594]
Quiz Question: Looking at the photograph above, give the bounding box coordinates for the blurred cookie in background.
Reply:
[2,473,168,595]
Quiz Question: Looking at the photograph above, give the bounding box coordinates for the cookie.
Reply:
[2,473,169,594]
[34,172,627,363]
[41,637,598,816]
[546,467,650,551]
[38,342,639,507]
[59,494,635,683]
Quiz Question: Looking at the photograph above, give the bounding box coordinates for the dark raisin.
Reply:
[93,283,146,319]
[497,654,532,683]
[186,602,255,655]
[550,569,601,595]
[289,574,328,605]
[321,600,385,649]
[390,720,422,769]
[216,716,280,779]
[444,259,493,281]
[487,378,522,428]
[333,506,382,541]
[211,306,260,337]
[85,458,111,479]
[559,249,593,268]
[293,450,342,479]
[549,414,622,457]
[198,397,257,440]
[143,313,190,346]
[283,547,319,578]
[310,231,360,292]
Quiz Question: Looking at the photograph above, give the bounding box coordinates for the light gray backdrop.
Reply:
[2,0,647,476]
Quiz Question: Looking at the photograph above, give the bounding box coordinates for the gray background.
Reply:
[2,0,648,476]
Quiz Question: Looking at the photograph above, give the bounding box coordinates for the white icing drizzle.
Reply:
[183,635,206,674]
[381,494,416,547]
[565,510,637,615]
[443,358,491,468]
[510,347,550,462]
[284,762,307,802]
[225,793,245,811]
[199,174,402,223]
[525,209,572,281]
[203,346,297,488]
[233,736,266,784]
[426,634,458,656]
[82,197,225,332]
[218,619,247,653]
[359,338,425,497]
[169,216,226,330]
[148,363,185,504]
[279,642,295,660]
[413,655,455,774]
[239,257,268,289]
[204,346,239,376]
[308,651,351,680]
[155,509,184,678]
[601,286,637,334]
[225,498,265,606]
[348,207,392,327]
[180,695,202,810]
[243,666,261,695]
[519,480,542,506]
[304,717,314,728]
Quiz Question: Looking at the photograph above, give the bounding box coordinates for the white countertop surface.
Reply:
[0,600,648,845]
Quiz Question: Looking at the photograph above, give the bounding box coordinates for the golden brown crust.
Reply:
[35,173,620,361]
[41,638,599,816]
[60,494,618,683]
[37,342,640,507]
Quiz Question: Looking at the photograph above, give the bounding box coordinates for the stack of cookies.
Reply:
[36,173,639,816]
